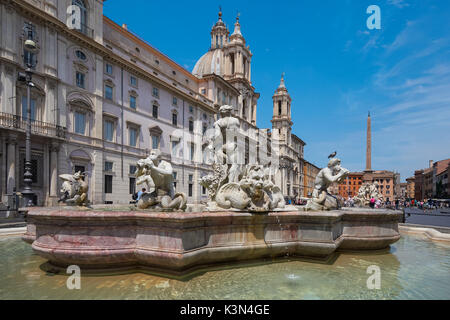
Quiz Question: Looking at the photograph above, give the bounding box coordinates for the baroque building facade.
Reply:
[0,1,314,206]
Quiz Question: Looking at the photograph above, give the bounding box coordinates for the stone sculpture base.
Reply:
[22,207,402,273]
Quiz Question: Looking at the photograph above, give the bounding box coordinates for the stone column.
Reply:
[6,134,17,195]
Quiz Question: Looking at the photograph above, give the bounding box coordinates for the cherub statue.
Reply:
[305,158,349,211]
[58,171,89,206]
[135,149,186,211]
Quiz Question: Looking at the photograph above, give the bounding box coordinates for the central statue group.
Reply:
[199,105,286,212]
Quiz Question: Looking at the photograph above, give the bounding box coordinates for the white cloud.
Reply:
[387,0,410,8]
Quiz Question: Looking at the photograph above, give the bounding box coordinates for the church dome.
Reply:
[192,49,224,77]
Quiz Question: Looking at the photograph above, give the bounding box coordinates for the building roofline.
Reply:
[103,16,199,82]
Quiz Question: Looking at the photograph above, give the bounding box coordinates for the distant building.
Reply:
[302,160,320,198]
[338,172,363,198]
[399,183,408,201]
[414,159,450,200]
[433,159,450,199]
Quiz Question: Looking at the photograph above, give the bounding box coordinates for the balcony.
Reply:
[0,112,66,139]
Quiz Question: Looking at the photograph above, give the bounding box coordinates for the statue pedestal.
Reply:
[23,207,402,274]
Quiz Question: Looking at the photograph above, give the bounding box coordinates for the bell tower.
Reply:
[271,73,293,145]
[210,8,229,50]
[223,14,252,83]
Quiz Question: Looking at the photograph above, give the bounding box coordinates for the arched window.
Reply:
[73,0,87,34]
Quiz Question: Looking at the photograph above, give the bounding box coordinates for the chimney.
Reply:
[429,160,433,168]
[122,24,128,30]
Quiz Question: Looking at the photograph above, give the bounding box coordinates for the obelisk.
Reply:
[365,111,372,172]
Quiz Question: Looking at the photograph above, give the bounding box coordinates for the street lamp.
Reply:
[18,22,39,207]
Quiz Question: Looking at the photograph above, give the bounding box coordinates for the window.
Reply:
[21,96,36,121]
[152,105,158,118]
[74,165,85,177]
[188,174,193,197]
[152,87,159,98]
[105,84,113,100]
[202,185,206,195]
[76,72,85,89]
[129,165,137,175]
[201,88,206,95]
[173,172,177,189]
[130,95,136,109]
[104,175,113,193]
[172,113,178,126]
[74,111,86,134]
[130,76,137,87]
[129,127,138,147]
[104,119,114,142]
[72,0,87,34]
[129,177,136,195]
[151,135,159,149]
[105,63,113,75]
[189,119,194,133]
[203,113,207,120]
[104,161,113,172]
[75,50,87,60]
[202,124,207,135]
[190,143,195,161]
[171,141,179,157]
[189,105,193,113]
[172,97,177,106]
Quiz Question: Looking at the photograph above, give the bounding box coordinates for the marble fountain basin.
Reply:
[22,207,402,273]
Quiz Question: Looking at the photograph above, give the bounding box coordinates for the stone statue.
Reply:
[58,171,89,206]
[135,149,186,211]
[213,104,242,182]
[304,157,349,211]
[200,105,286,212]
[354,181,383,207]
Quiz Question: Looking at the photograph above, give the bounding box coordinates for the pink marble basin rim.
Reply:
[23,207,402,272]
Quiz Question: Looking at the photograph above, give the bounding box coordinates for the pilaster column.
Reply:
[6,134,17,194]
[49,142,59,197]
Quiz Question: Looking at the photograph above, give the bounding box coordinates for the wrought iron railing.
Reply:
[0,112,66,139]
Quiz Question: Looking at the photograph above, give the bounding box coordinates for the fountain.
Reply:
[22,106,402,274]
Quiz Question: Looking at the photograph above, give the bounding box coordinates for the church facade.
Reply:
[0,1,315,206]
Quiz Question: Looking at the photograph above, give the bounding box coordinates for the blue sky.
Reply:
[104,0,450,181]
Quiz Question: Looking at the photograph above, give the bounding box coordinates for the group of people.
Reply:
[344,197,399,209]
[406,199,449,210]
